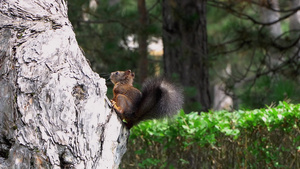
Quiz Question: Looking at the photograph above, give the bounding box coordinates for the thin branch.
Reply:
[208,0,300,26]
[147,0,160,13]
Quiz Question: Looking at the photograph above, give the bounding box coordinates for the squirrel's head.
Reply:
[110,70,135,85]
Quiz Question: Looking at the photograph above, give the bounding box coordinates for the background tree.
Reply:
[162,0,211,112]
[0,0,128,168]
[137,0,149,83]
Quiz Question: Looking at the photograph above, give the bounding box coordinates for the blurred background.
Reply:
[68,0,300,112]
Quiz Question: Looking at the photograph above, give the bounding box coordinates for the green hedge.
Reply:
[121,102,300,168]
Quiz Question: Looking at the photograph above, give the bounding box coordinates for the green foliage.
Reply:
[239,76,300,109]
[122,102,300,168]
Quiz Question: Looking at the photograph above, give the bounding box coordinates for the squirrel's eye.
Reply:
[115,72,119,75]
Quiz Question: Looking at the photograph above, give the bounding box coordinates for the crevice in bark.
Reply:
[72,84,88,102]
[51,20,63,30]
[0,136,13,159]
[99,108,114,157]
[59,146,77,169]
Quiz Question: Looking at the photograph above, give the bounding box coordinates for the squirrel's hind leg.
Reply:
[113,94,133,117]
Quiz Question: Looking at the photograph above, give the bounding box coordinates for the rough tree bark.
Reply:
[0,0,128,168]
[162,0,211,112]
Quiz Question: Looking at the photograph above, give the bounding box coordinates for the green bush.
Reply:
[121,102,300,168]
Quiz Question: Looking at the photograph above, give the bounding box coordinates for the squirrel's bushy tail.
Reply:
[136,77,184,121]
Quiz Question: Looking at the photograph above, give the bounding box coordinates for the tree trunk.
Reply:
[289,0,300,82]
[0,1,128,168]
[137,0,148,83]
[260,0,282,37]
[289,0,300,32]
[213,64,233,111]
[260,0,282,70]
[162,0,211,112]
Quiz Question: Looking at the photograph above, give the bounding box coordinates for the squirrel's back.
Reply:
[136,77,184,121]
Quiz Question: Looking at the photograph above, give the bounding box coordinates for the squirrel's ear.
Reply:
[125,70,131,75]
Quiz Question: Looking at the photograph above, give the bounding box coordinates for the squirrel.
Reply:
[110,70,183,129]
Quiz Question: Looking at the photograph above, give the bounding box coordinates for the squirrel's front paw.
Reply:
[111,100,116,106]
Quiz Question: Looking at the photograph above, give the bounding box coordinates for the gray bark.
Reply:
[0,0,128,168]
